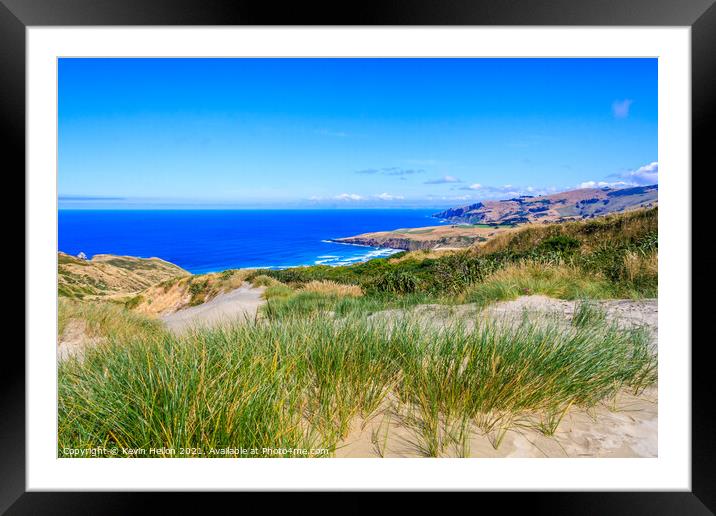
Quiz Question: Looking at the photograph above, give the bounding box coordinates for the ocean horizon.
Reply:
[58,209,448,274]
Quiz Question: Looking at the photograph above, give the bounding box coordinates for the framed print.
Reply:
[5,0,714,512]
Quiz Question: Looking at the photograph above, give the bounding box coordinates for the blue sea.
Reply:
[58,209,447,274]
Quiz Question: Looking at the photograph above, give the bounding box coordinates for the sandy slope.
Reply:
[336,387,657,458]
[369,296,658,348]
[338,295,659,458]
[160,282,266,334]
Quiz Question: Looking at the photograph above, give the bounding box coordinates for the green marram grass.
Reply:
[58,304,656,458]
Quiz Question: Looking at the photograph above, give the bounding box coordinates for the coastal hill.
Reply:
[332,224,514,251]
[58,252,189,298]
[434,184,658,225]
[333,185,657,251]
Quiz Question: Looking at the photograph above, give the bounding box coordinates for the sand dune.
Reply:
[160,282,266,334]
[336,387,657,458]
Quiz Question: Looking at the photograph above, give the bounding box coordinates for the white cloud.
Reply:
[453,183,552,199]
[579,181,599,189]
[319,192,407,202]
[440,195,472,201]
[376,192,404,201]
[622,161,658,185]
[579,161,658,190]
[334,193,365,201]
[612,99,633,119]
[579,180,630,189]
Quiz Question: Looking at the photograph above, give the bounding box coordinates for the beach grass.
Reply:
[465,261,617,305]
[261,289,437,320]
[59,298,163,342]
[58,304,656,457]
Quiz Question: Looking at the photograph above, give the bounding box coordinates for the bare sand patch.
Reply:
[336,387,657,458]
[57,319,103,362]
[368,296,657,346]
[160,282,266,334]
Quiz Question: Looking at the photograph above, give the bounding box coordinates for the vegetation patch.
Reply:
[572,299,608,328]
[256,208,657,301]
[58,311,656,457]
[59,298,163,343]
[466,262,616,305]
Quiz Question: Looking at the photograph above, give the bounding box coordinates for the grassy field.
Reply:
[58,300,655,457]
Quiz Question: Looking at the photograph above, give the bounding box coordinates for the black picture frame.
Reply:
[4,0,713,512]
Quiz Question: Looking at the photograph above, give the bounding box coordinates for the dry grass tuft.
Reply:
[623,251,658,282]
[251,274,284,288]
[300,280,363,297]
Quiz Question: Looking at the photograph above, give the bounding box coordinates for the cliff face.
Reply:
[335,236,430,251]
[332,224,505,251]
[334,235,483,251]
[434,185,658,225]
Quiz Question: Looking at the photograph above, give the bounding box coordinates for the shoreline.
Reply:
[60,210,444,275]
[188,244,405,275]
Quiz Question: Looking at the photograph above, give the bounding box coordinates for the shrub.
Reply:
[124,294,143,310]
[430,252,488,294]
[368,270,420,294]
[538,235,581,254]
[188,279,208,295]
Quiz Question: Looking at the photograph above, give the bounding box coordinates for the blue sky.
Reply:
[58,58,657,209]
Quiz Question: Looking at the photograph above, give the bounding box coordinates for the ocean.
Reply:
[58,209,447,274]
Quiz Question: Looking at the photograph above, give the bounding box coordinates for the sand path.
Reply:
[161,282,266,334]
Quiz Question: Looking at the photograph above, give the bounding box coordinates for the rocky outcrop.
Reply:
[332,234,488,251]
[333,237,437,251]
